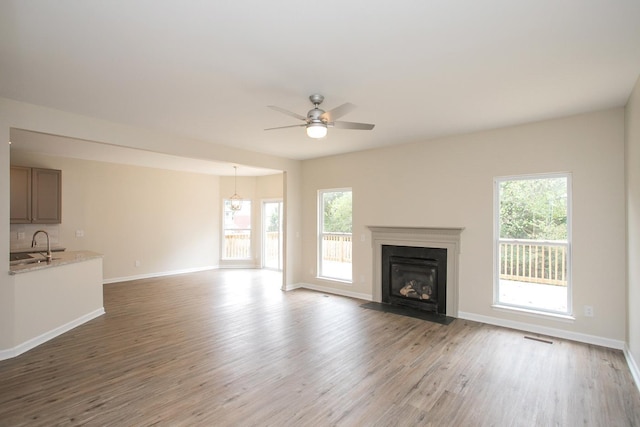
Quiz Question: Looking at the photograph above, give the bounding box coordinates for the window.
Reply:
[223,200,252,260]
[263,200,283,270]
[494,174,571,315]
[318,189,352,282]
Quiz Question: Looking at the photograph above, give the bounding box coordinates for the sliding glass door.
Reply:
[263,200,283,270]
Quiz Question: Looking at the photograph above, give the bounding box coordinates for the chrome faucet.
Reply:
[31,230,52,263]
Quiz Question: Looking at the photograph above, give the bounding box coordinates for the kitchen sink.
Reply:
[10,253,34,262]
[10,256,60,266]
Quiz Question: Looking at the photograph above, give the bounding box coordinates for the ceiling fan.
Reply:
[265,94,375,139]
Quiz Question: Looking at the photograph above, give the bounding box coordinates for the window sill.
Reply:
[491,304,575,322]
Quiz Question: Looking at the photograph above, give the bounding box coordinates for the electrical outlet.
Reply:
[135,260,141,268]
[17,232,25,240]
[75,230,84,238]
[584,305,594,317]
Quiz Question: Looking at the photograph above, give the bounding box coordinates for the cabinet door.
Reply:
[10,166,32,223]
[31,168,62,224]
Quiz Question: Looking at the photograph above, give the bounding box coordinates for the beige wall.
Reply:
[625,76,640,373]
[256,173,285,199]
[302,108,626,343]
[10,151,220,281]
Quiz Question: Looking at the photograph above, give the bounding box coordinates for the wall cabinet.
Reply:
[10,166,62,224]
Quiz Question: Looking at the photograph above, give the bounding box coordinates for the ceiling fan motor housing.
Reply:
[307,108,326,123]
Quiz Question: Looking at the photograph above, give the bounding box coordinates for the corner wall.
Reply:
[0,121,14,351]
[625,75,640,384]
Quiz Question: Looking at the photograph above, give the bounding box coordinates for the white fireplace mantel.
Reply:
[367,226,464,317]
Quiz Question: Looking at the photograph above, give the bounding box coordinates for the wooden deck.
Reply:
[0,269,638,426]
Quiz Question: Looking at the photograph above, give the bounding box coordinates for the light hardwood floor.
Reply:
[1,269,639,426]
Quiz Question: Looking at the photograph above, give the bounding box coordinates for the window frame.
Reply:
[318,188,353,283]
[222,199,252,261]
[493,172,573,317]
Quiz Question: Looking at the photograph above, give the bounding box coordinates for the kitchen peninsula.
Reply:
[4,250,104,360]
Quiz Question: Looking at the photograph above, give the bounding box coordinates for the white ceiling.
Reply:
[1,1,639,163]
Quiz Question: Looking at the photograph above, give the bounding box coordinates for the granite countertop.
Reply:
[9,250,103,275]
[10,247,66,254]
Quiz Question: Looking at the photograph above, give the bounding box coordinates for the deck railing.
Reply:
[499,239,568,286]
[264,231,280,267]
[224,232,251,259]
[322,233,352,263]
[224,231,282,265]
[224,232,354,263]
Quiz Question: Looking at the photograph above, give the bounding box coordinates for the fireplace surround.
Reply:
[368,226,463,317]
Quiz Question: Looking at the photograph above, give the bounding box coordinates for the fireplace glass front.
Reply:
[382,245,447,314]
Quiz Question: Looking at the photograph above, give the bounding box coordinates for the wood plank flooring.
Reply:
[0,269,639,426]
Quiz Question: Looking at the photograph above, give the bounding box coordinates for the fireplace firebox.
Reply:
[382,245,447,314]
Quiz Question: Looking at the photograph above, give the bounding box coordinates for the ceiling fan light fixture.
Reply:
[306,122,327,139]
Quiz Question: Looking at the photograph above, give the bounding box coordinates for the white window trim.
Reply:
[222,199,252,261]
[318,188,353,283]
[261,198,283,270]
[493,172,573,317]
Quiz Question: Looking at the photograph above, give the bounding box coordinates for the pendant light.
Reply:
[230,166,242,211]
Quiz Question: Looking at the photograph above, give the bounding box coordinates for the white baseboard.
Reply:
[218,264,260,269]
[624,345,640,393]
[286,282,373,302]
[0,308,105,361]
[103,265,217,284]
[458,311,625,350]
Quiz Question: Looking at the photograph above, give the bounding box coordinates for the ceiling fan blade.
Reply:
[264,124,307,131]
[320,102,357,122]
[267,105,307,121]
[331,121,375,130]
